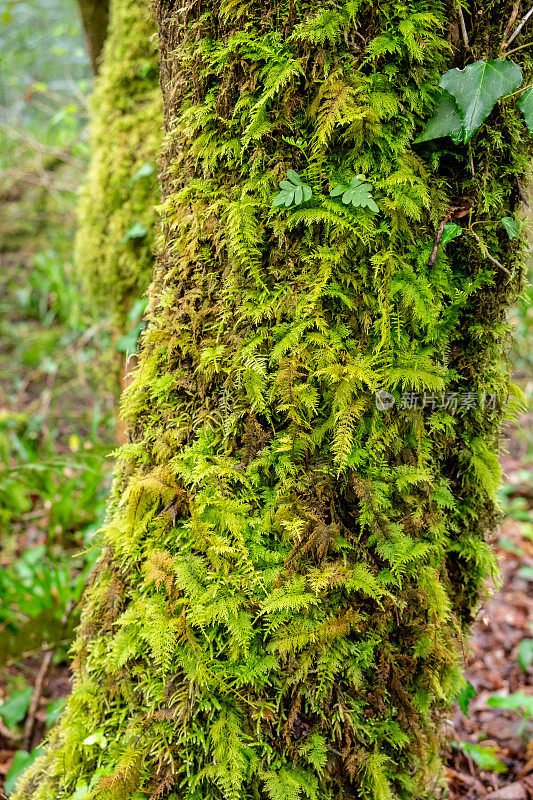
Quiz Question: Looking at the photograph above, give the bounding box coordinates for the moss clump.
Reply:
[15,0,532,798]
[75,0,162,330]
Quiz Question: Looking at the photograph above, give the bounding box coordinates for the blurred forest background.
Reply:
[0,1,532,797]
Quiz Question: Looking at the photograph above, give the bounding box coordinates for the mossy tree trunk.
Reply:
[75,0,162,436]
[15,0,531,798]
[76,0,109,74]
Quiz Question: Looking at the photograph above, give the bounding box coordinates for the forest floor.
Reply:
[445,434,533,800]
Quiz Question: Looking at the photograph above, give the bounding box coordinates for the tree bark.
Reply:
[76,0,109,74]
[13,0,532,798]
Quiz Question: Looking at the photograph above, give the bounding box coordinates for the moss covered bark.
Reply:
[14,0,532,798]
[75,0,162,331]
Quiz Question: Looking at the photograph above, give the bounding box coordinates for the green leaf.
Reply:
[83,729,108,748]
[46,698,65,728]
[517,639,533,672]
[330,175,378,212]
[4,749,40,795]
[130,162,155,184]
[461,742,508,773]
[517,87,533,134]
[501,216,520,239]
[122,222,148,242]
[272,171,312,208]
[127,297,148,325]
[519,565,533,580]
[414,91,463,144]
[440,60,523,143]
[441,222,462,247]
[457,680,476,717]
[116,322,144,355]
[72,784,91,800]
[0,686,33,729]
[487,691,533,717]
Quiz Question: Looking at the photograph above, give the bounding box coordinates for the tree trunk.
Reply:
[76,0,109,74]
[14,0,531,798]
[75,0,162,332]
[75,0,162,435]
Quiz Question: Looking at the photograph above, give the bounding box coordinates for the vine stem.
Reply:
[468,229,512,278]
[502,82,533,100]
[504,40,533,55]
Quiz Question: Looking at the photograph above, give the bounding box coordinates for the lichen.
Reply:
[15,0,533,798]
[75,0,162,330]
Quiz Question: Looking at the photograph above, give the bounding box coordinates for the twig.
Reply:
[469,229,512,278]
[517,177,530,209]
[504,39,533,54]
[505,4,533,47]
[502,0,522,47]
[22,649,53,750]
[0,717,23,743]
[457,2,470,47]
[427,215,450,267]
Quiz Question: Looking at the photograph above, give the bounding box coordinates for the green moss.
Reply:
[15,0,533,798]
[75,0,162,330]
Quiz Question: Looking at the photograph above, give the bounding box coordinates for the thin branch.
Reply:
[457,2,470,47]
[0,718,23,743]
[0,107,82,168]
[427,216,449,267]
[469,229,512,279]
[505,4,533,47]
[502,0,522,47]
[517,178,530,209]
[22,649,53,750]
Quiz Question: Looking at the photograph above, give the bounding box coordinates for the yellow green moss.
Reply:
[75,0,162,330]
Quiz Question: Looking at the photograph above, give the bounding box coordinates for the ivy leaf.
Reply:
[0,686,33,729]
[414,91,463,144]
[330,175,379,212]
[441,222,462,247]
[440,60,523,143]
[517,638,533,672]
[122,222,148,242]
[461,742,508,773]
[502,216,520,239]
[457,680,476,717]
[272,170,312,208]
[517,87,533,134]
[130,162,155,184]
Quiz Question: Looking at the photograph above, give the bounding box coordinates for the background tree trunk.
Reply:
[74,0,162,437]
[76,0,109,74]
[13,0,532,798]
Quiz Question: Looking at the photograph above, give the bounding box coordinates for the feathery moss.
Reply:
[15,0,532,798]
[75,0,162,330]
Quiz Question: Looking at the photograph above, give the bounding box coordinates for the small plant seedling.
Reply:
[272,170,312,208]
[330,175,379,212]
